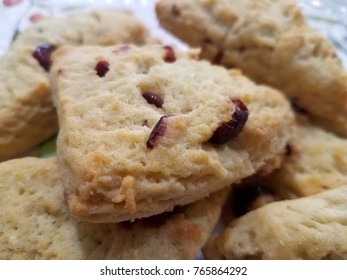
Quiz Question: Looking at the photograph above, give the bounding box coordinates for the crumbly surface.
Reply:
[156,0,347,137]
[262,116,347,198]
[51,44,294,223]
[0,157,226,260]
[0,9,150,161]
[218,186,347,259]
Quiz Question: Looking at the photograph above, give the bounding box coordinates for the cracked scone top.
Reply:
[51,44,295,223]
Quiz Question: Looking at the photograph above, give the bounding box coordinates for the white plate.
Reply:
[1,0,346,66]
[0,0,188,57]
[1,0,347,260]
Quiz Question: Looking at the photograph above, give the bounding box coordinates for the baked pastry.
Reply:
[218,185,347,259]
[202,178,277,259]
[50,44,295,223]
[262,116,347,199]
[0,9,150,161]
[0,157,227,260]
[156,0,347,137]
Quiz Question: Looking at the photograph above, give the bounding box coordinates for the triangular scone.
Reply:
[0,157,227,260]
[50,44,294,223]
[0,9,150,161]
[156,0,347,137]
[262,116,347,199]
[218,186,347,259]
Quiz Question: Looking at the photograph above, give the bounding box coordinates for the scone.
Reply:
[218,186,347,259]
[156,0,347,137]
[0,157,227,260]
[50,44,295,223]
[0,9,150,161]
[202,179,277,259]
[262,116,347,199]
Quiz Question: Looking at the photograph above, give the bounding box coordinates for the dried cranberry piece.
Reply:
[113,44,130,54]
[209,99,249,144]
[238,45,246,52]
[142,92,163,108]
[32,44,55,71]
[3,0,22,6]
[285,143,292,156]
[204,38,212,44]
[95,60,109,77]
[146,115,168,149]
[231,183,274,217]
[142,119,149,127]
[213,49,224,64]
[171,4,181,17]
[29,13,44,23]
[163,45,176,63]
[291,100,308,115]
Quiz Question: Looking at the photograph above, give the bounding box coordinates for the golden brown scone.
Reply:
[50,44,294,223]
[217,186,347,259]
[0,9,150,161]
[156,0,347,137]
[0,157,227,260]
[262,116,347,199]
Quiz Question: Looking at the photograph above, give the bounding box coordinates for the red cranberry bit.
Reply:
[209,99,249,144]
[291,100,308,115]
[285,143,292,156]
[238,45,246,52]
[146,115,169,149]
[171,4,181,17]
[142,92,163,108]
[113,44,130,54]
[163,45,176,63]
[142,119,149,127]
[231,183,274,217]
[29,13,44,23]
[212,49,224,64]
[204,38,212,44]
[32,44,55,71]
[3,0,22,6]
[95,60,110,77]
